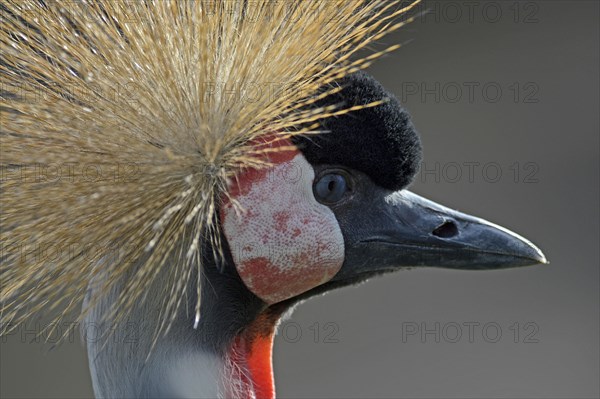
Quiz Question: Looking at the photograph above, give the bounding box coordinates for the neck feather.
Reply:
[84,254,282,398]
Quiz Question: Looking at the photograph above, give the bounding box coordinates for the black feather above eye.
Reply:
[293,71,422,191]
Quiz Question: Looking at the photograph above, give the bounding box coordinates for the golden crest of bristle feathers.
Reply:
[0,0,420,336]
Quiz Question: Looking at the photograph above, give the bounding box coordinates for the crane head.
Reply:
[220,72,547,305]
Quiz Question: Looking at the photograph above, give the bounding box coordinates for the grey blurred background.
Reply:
[1,1,598,398]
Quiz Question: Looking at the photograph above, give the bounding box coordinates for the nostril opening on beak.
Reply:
[432,220,459,238]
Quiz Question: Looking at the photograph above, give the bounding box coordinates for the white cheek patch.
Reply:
[221,153,345,304]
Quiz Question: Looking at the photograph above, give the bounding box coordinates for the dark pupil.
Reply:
[315,174,347,203]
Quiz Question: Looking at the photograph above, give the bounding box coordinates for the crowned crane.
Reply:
[0,1,546,398]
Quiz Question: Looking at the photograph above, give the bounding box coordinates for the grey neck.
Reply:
[82,253,266,398]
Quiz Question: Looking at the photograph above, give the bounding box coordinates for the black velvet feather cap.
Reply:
[293,71,422,191]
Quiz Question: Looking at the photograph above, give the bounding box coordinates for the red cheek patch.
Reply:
[220,138,344,304]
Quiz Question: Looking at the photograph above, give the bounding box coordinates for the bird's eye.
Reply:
[314,173,350,204]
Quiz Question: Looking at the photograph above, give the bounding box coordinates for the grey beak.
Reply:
[336,190,547,281]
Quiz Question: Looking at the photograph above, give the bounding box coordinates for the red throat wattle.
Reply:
[226,311,281,399]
